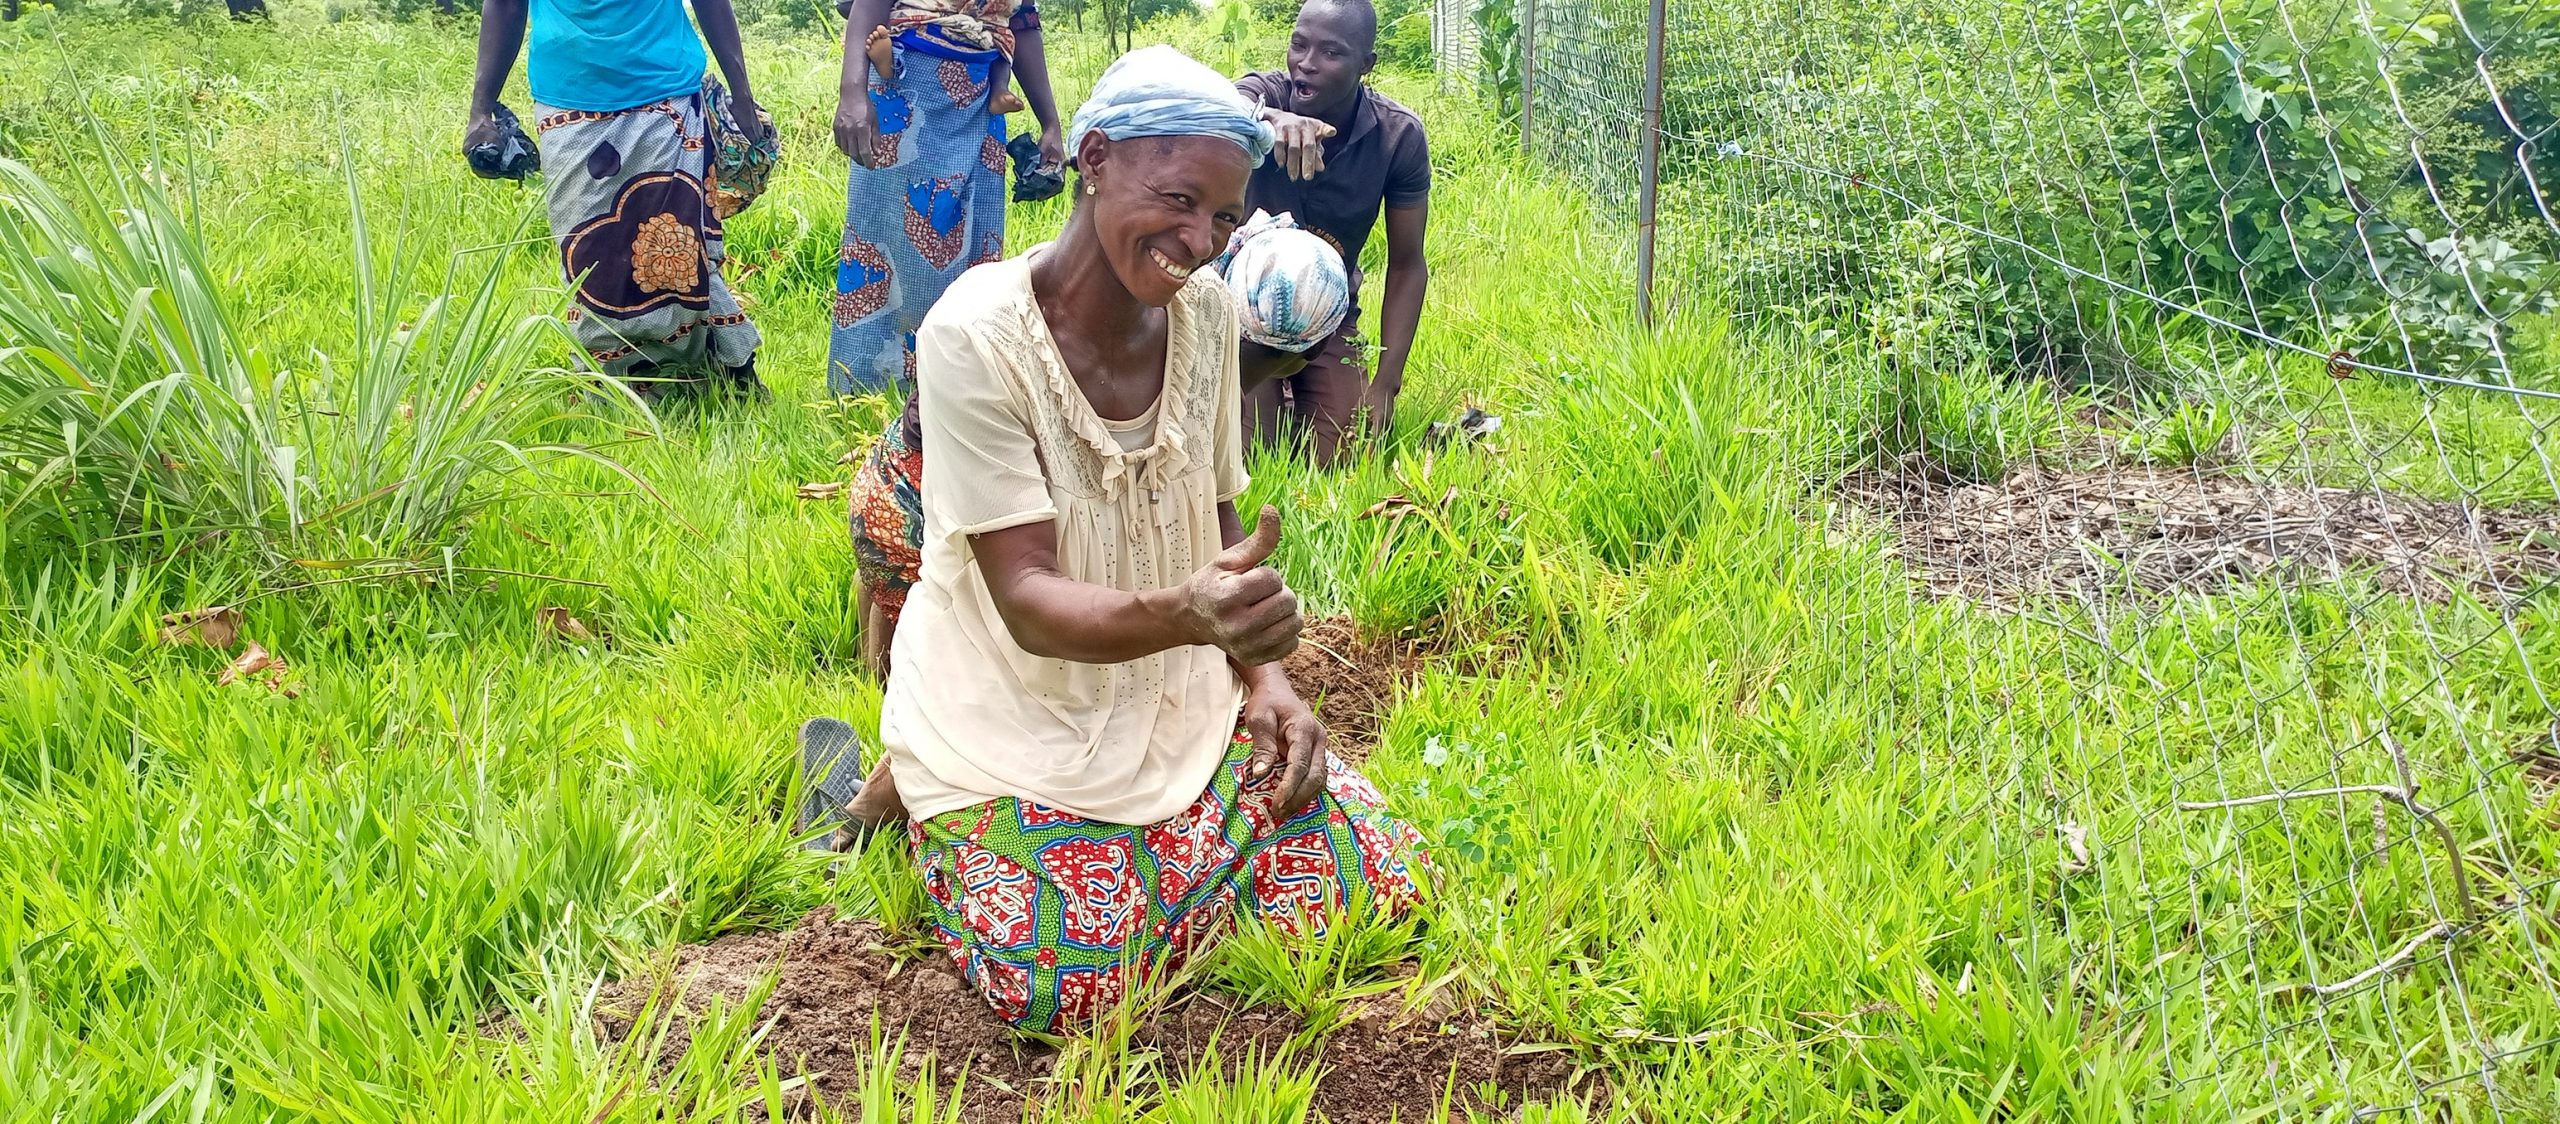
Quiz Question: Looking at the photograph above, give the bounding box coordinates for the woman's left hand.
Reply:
[1243,671,1329,816]
[1036,122,1066,173]
[732,93,773,144]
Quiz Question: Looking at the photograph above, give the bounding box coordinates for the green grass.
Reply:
[3,5,2558,1122]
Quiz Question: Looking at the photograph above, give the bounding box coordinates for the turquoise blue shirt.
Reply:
[527,0,708,114]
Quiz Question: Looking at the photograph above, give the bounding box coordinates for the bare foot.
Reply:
[833,757,905,849]
[989,89,1025,114]
[866,25,895,79]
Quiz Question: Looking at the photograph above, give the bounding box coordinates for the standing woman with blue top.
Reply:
[826,0,1063,395]
[465,0,771,398]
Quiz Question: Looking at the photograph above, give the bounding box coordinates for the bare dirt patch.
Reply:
[588,908,1593,1123]
[1839,459,2560,607]
[1282,616,1431,762]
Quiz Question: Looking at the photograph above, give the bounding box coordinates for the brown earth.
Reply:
[585,908,1593,1123]
[1281,617,1431,763]
[1839,457,2560,608]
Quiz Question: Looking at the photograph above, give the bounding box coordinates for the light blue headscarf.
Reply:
[1212,210,1351,352]
[1068,45,1277,165]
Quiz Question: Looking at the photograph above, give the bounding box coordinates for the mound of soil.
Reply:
[1282,617,1430,762]
[1839,459,2560,608]
[589,908,1592,1123]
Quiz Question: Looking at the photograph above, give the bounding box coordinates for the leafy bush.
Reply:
[2120,394,2244,466]
[0,150,644,564]
[1633,0,2559,386]
[1470,0,1518,123]
[1378,9,1431,71]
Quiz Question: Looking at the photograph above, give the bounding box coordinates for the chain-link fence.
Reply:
[1429,0,1478,93]
[1445,0,2560,1116]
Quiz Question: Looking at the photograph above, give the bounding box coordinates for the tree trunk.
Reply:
[3,0,20,22]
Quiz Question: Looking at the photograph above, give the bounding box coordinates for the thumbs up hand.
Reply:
[1178,505,1302,666]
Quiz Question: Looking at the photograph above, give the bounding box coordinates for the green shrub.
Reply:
[0,148,645,564]
[1470,0,1518,123]
[1644,0,2559,385]
[1378,9,1430,71]
[1867,360,2075,481]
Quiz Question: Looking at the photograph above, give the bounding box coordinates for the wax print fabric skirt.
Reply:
[848,406,925,621]
[536,84,763,380]
[827,30,1013,394]
[909,726,1430,1032]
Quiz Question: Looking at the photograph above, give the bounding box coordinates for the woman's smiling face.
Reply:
[1081,134,1252,308]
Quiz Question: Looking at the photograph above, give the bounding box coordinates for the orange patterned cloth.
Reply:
[848,413,925,621]
[885,0,1026,57]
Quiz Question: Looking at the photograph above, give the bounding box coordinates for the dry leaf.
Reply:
[159,606,242,649]
[837,449,862,466]
[2059,821,2093,875]
[1359,494,1416,520]
[797,481,849,501]
[538,607,600,644]
[215,643,297,696]
[217,642,276,686]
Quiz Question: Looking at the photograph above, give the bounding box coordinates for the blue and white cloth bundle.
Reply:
[1212,209,1351,352]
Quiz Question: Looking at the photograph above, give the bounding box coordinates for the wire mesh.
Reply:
[1448,0,2560,1115]
[1430,0,1480,94]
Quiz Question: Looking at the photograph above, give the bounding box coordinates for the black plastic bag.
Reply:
[1007,133,1064,203]
[465,103,540,182]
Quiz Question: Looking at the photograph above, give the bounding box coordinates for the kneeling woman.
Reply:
[859,48,1425,1030]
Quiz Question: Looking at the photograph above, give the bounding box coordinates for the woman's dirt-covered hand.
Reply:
[1178,505,1301,666]
[1037,122,1066,172]
[835,91,881,165]
[1242,669,1329,815]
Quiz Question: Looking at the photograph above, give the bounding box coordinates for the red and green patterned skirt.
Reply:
[908,726,1429,1032]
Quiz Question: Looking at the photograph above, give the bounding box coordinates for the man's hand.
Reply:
[1263,109,1334,181]
[835,91,881,165]
[1242,669,1329,816]
[1177,505,1301,666]
[462,110,500,155]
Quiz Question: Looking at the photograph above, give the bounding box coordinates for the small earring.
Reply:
[1084,182,1097,196]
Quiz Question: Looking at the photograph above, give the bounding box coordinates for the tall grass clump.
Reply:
[0,144,643,565]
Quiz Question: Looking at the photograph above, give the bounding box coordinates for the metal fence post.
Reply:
[1637,0,1666,327]
[1519,0,1536,161]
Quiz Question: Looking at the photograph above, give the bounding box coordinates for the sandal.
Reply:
[797,716,868,853]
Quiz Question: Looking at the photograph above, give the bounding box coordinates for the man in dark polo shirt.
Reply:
[1236,0,1431,468]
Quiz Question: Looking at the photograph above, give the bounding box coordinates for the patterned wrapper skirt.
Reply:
[827,29,1013,395]
[909,726,1431,1033]
[848,407,925,620]
[536,83,763,380]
